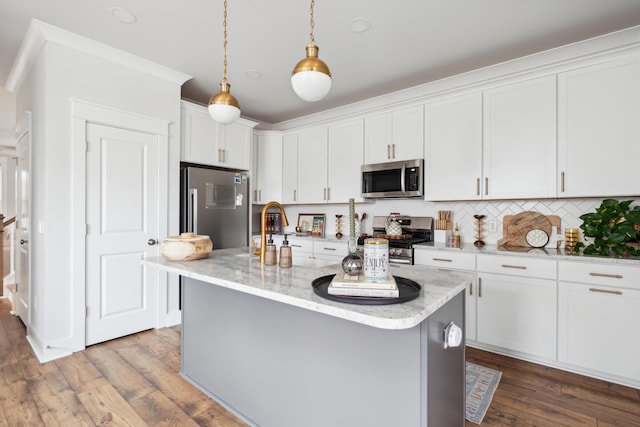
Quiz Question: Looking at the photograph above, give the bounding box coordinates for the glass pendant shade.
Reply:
[208,81,241,125]
[291,43,332,102]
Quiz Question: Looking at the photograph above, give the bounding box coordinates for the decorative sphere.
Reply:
[342,253,363,276]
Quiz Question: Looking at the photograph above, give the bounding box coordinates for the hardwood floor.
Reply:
[1,297,638,426]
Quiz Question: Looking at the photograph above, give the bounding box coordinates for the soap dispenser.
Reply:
[264,233,277,265]
[279,234,292,268]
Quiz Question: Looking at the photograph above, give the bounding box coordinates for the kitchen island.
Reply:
[144,247,471,427]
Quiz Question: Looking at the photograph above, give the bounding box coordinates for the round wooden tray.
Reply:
[311,274,421,305]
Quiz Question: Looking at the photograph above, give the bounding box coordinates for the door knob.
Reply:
[20,239,28,245]
[147,239,158,246]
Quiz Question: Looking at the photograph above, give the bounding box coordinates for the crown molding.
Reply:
[5,19,192,93]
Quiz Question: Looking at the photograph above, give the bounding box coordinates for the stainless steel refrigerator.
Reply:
[180,163,250,249]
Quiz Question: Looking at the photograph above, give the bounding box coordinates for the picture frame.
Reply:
[297,213,326,238]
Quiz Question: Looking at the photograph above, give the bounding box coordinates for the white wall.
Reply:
[15,41,184,359]
[273,197,640,248]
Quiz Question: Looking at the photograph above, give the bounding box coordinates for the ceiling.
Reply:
[1,0,640,125]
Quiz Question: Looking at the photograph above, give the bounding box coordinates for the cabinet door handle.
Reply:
[327,188,330,201]
[387,144,391,159]
[589,287,623,295]
[392,144,396,159]
[258,190,262,202]
[323,247,336,251]
[293,189,297,202]
[476,178,480,196]
[589,272,623,279]
[478,277,482,298]
[222,148,226,163]
[323,188,327,200]
[432,257,453,262]
[501,264,527,270]
[253,190,257,202]
[485,177,489,195]
[218,148,222,163]
[469,282,473,296]
[561,171,565,193]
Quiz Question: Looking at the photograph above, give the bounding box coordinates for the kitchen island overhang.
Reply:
[144,248,471,427]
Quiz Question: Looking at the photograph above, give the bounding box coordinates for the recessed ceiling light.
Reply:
[245,70,263,79]
[109,7,137,24]
[350,17,371,33]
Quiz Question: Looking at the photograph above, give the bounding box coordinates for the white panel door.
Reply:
[85,123,160,345]
[15,122,31,324]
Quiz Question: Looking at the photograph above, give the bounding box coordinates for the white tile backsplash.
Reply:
[272,197,640,245]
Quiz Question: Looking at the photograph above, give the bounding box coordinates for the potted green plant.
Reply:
[574,199,640,257]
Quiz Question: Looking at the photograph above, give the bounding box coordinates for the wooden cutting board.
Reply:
[497,211,560,247]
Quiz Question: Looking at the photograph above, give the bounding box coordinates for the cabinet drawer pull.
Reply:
[501,264,527,270]
[589,272,623,279]
[323,247,336,251]
[432,257,453,262]
[589,287,623,295]
[291,244,302,248]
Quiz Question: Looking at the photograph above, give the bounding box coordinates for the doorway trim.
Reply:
[71,99,170,350]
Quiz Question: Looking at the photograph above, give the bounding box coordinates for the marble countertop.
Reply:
[144,247,470,330]
[415,242,640,266]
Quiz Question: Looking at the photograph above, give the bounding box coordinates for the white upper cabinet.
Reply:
[425,76,556,201]
[483,75,557,199]
[364,105,424,164]
[253,133,283,203]
[425,92,483,200]
[328,119,364,203]
[296,127,329,204]
[282,133,298,204]
[181,101,255,170]
[558,56,640,197]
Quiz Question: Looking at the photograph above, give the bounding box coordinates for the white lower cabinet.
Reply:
[414,248,477,340]
[476,255,557,360]
[313,240,348,262]
[558,261,640,383]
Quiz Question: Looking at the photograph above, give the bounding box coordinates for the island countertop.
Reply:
[144,247,471,330]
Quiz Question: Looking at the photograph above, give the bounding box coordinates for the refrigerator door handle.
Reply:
[189,188,198,234]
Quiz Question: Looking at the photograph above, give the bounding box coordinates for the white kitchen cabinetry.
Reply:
[414,248,477,340]
[313,240,348,261]
[364,105,424,164]
[328,119,364,203]
[483,76,557,199]
[425,76,556,201]
[296,127,329,204]
[253,133,282,203]
[558,261,640,384]
[476,255,557,360]
[558,56,640,197]
[282,133,298,204]
[181,101,255,170]
[424,93,482,201]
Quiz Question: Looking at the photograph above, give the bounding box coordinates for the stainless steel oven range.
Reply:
[357,216,433,265]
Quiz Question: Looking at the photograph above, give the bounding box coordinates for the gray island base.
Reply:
[145,248,471,427]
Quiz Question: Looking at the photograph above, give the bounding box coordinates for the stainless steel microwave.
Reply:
[361,159,424,198]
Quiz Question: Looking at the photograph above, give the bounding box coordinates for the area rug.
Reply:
[466,362,502,424]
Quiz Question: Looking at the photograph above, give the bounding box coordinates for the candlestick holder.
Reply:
[335,214,343,239]
[473,214,486,247]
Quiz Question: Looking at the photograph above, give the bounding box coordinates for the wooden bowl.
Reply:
[161,233,212,261]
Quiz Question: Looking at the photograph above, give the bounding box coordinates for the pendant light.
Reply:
[291,0,332,102]
[208,0,241,124]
